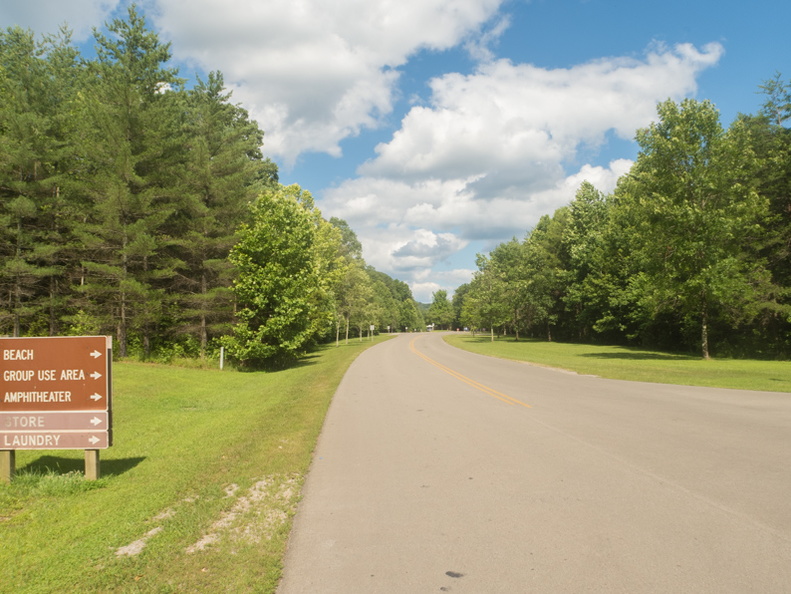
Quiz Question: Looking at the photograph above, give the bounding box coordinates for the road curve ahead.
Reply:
[278,332,791,593]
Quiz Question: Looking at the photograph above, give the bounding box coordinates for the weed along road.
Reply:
[278,332,791,593]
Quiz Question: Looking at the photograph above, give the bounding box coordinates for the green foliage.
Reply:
[461,252,512,338]
[451,282,471,328]
[174,70,267,356]
[3,469,108,500]
[428,289,454,329]
[0,13,410,368]
[0,12,271,361]
[615,99,775,358]
[460,96,791,359]
[63,309,102,336]
[0,26,79,337]
[444,334,791,392]
[329,216,364,259]
[323,221,422,342]
[0,337,387,592]
[367,268,419,332]
[223,185,330,368]
[73,7,190,358]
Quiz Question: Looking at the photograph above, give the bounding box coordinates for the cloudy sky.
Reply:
[3,0,789,301]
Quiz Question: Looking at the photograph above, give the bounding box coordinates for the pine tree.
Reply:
[0,27,81,336]
[172,71,269,356]
[74,6,186,356]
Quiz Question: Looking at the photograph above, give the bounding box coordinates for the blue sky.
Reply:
[2,0,789,301]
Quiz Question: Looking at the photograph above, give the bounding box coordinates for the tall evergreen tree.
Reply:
[173,71,268,356]
[74,6,186,356]
[0,27,81,336]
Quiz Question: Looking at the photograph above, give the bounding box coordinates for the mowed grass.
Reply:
[0,336,390,593]
[444,334,791,393]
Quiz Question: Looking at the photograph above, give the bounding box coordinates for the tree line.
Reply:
[224,185,425,368]
[454,92,791,359]
[0,7,423,367]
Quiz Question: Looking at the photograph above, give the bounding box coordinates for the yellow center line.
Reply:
[409,337,532,408]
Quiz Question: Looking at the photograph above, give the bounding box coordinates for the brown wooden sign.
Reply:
[0,336,112,450]
[0,411,109,431]
[1,431,109,449]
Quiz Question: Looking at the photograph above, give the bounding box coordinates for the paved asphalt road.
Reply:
[278,332,791,593]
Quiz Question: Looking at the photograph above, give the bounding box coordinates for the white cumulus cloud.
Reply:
[321,42,724,294]
[0,0,726,302]
[0,0,120,40]
[362,42,724,185]
[151,0,506,164]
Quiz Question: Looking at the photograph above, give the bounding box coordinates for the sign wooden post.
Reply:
[0,336,112,480]
[85,449,100,481]
[1,449,13,483]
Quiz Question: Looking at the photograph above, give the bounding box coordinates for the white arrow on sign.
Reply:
[90,371,102,380]
[90,416,102,426]
[90,393,103,401]
[89,436,100,445]
[90,350,102,359]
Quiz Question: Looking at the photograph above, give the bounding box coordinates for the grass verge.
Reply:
[443,334,790,393]
[0,336,390,593]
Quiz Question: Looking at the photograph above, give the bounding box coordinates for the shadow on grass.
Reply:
[290,339,383,369]
[460,336,698,361]
[292,352,323,368]
[20,455,146,477]
[579,349,697,361]
[462,335,515,343]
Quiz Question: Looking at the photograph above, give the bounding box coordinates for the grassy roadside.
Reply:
[443,334,791,393]
[0,336,390,593]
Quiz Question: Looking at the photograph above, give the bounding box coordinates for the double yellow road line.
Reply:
[409,337,532,408]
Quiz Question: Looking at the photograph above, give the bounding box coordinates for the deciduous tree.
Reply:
[428,289,454,330]
[223,185,332,367]
[617,99,774,358]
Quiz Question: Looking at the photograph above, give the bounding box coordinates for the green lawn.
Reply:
[3,332,786,593]
[0,336,389,593]
[443,334,791,393]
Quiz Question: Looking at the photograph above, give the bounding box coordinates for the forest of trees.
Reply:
[455,93,791,359]
[0,8,423,368]
[5,7,789,365]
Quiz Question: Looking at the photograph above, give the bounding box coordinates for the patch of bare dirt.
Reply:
[186,474,300,554]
